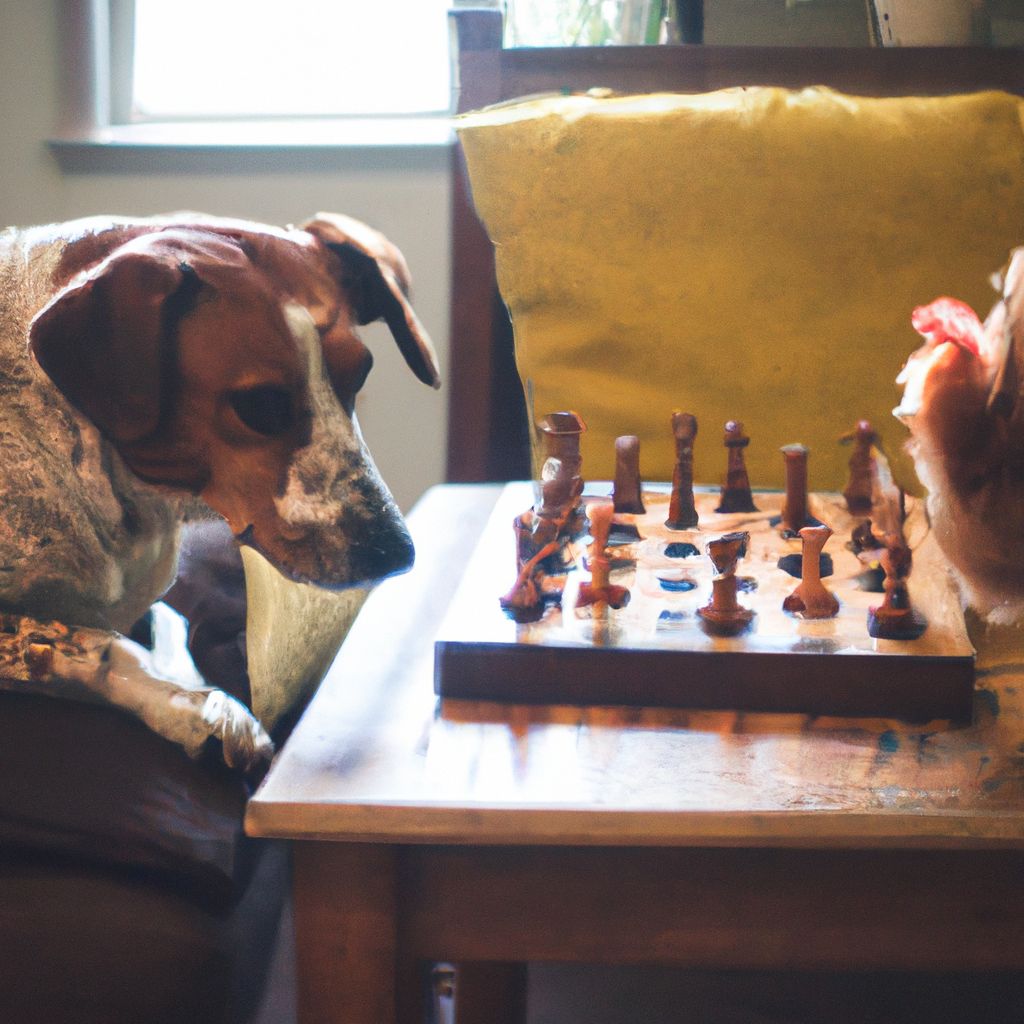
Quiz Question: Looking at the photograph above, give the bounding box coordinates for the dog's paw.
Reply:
[179,687,276,772]
[106,637,274,773]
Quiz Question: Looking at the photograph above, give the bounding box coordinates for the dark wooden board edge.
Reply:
[435,641,975,723]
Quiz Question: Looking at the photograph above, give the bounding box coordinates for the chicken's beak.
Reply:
[987,248,1024,418]
[985,307,1017,418]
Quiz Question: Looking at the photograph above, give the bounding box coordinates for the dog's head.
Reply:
[29,212,440,589]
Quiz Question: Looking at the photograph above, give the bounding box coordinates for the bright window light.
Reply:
[131,0,451,119]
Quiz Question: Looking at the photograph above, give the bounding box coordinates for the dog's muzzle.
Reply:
[246,303,418,589]
[248,436,415,590]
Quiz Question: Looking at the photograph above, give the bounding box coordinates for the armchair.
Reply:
[447,8,1024,490]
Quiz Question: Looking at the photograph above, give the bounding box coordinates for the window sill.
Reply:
[53,115,455,149]
[49,116,456,172]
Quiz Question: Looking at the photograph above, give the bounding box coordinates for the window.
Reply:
[128,0,451,121]
[60,0,455,146]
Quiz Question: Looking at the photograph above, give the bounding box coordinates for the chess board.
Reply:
[434,482,976,721]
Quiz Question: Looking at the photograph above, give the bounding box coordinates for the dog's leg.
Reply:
[0,612,273,772]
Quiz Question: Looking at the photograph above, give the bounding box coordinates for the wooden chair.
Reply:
[446,7,1024,484]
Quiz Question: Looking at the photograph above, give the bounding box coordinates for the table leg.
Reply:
[293,841,425,1024]
[452,962,528,1024]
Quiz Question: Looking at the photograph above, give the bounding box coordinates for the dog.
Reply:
[0,212,439,769]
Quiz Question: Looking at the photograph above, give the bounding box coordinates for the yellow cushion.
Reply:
[457,87,1024,490]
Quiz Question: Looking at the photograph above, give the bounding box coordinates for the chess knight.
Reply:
[895,248,1024,622]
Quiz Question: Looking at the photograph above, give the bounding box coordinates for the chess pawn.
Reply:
[665,412,698,530]
[783,526,839,618]
[780,444,810,535]
[613,435,645,514]
[576,500,630,612]
[867,538,927,640]
[716,420,758,513]
[840,420,879,516]
[697,530,755,636]
[499,512,561,622]
[586,500,614,594]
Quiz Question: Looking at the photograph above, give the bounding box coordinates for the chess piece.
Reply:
[499,514,561,622]
[612,435,645,514]
[505,411,587,599]
[531,411,588,554]
[780,443,811,535]
[867,536,927,640]
[576,500,630,611]
[532,470,583,549]
[535,411,586,529]
[697,530,755,636]
[665,412,699,530]
[849,518,886,592]
[850,518,885,555]
[537,410,586,485]
[783,526,839,618]
[716,421,758,513]
[840,419,879,515]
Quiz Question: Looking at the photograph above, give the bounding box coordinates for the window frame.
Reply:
[55,0,459,150]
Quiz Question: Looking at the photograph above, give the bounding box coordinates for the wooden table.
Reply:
[245,484,1024,1024]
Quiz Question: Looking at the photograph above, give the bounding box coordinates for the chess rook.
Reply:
[666,412,699,530]
[613,435,645,514]
[536,410,586,482]
[780,443,810,535]
[533,411,587,551]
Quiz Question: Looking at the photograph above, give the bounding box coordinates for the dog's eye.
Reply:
[228,386,295,437]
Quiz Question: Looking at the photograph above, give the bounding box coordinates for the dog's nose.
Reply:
[349,516,416,584]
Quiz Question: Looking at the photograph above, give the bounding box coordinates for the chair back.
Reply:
[447,9,1024,488]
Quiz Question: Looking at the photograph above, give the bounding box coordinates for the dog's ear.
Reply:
[30,250,198,442]
[301,212,441,389]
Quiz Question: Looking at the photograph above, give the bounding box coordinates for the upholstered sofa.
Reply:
[0,522,289,1024]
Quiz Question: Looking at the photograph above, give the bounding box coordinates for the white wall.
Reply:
[0,2,452,512]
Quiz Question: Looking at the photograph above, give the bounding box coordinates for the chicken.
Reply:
[895,248,1024,621]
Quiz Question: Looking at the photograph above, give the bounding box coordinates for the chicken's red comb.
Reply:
[911,297,984,356]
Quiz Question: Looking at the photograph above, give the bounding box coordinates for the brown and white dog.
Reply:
[0,212,439,768]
